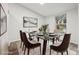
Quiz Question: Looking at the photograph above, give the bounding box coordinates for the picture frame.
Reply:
[23,16,38,28]
[0,4,7,36]
[55,14,66,33]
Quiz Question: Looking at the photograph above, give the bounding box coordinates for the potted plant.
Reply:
[39,24,49,39]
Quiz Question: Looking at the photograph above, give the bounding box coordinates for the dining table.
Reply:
[29,31,63,55]
[37,33,59,55]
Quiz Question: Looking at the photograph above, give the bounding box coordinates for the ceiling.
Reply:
[20,3,77,16]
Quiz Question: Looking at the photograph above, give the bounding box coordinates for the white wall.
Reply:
[8,4,44,43]
[45,7,78,44]
[66,7,78,44]
[78,4,79,50]
[45,16,56,33]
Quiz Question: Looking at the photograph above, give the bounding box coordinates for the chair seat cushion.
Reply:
[50,45,67,52]
[50,45,58,51]
[28,43,41,49]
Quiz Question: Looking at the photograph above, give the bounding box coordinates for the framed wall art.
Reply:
[23,16,38,28]
[0,4,7,36]
[55,14,66,33]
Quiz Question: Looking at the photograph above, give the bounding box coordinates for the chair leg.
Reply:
[22,43,25,51]
[37,37,39,42]
[66,50,68,55]
[52,38,54,44]
[27,49,30,55]
[40,45,41,55]
[50,48,51,55]
[24,47,26,55]
[61,52,63,55]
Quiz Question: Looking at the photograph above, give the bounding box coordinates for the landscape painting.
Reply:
[23,16,38,28]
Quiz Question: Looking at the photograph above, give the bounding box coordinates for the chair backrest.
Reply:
[22,32,31,48]
[20,30,23,42]
[59,34,71,51]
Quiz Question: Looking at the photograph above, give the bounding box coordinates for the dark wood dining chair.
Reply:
[50,34,71,55]
[20,30,25,51]
[22,32,41,55]
[20,30,23,48]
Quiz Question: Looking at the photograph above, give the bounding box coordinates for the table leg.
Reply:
[52,38,55,44]
[37,37,39,42]
[42,40,47,55]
